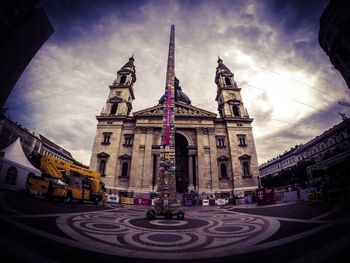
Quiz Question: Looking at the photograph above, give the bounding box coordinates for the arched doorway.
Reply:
[175,133,188,193]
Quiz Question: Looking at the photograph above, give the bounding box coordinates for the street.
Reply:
[1,190,350,263]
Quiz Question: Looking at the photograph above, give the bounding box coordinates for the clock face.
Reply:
[116,91,122,96]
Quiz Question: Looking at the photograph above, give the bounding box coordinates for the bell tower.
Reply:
[101,56,136,116]
[215,57,249,119]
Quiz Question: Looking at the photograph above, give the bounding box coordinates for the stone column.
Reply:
[188,155,194,191]
[142,127,153,192]
[194,155,198,190]
[128,132,140,192]
[208,127,220,193]
[196,129,206,193]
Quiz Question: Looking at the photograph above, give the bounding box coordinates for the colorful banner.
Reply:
[120,197,134,205]
[134,198,152,206]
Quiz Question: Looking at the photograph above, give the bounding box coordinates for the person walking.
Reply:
[102,191,108,207]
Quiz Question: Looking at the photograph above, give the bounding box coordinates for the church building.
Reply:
[89,35,259,197]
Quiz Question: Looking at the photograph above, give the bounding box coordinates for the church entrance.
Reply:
[175,133,188,193]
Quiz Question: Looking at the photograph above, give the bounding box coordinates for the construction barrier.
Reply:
[120,197,134,205]
[202,199,209,206]
[134,198,152,206]
[307,192,322,205]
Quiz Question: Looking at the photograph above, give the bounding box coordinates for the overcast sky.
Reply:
[5,0,350,166]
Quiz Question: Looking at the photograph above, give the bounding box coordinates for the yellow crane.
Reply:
[27,155,105,204]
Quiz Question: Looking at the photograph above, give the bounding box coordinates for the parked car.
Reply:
[107,194,119,203]
[215,198,228,205]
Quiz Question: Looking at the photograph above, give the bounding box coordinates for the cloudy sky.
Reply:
[5,0,350,166]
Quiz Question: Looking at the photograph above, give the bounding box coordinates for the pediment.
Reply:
[133,102,216,118]
[109,96,122,103]
[97,152,110,158]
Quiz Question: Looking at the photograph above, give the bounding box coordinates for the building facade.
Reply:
[89,55,260,196]
[319,0,350,89]
[259,145,301,178]
[259,118,350,184]
[0,114,74,162]
[39,134,74,163]
[0,114,41,156]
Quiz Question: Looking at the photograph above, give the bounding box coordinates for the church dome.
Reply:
[159,77,191,105]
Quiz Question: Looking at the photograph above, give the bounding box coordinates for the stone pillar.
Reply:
[142,127,153,192]
[194,155,198,190]
[208,127,220,193]
[128,132,140,192]
[196,129,206,193]
[188,155,194,191]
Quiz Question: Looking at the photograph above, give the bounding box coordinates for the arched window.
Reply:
[327,138,334,147]
[120,75,127,84]
[243,162,250,177]
[122,162,128,177]
[220,163,228,178]
[99,160,106,175]
[5,166,17,185]
[232,105,240,117]
[110,103,118,115]
[225,77,231,85]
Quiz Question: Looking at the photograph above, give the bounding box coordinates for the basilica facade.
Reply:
[89,55,259,197]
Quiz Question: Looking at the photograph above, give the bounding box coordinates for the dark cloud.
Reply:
[39,0,147,43]
[5,0,349,164]
[265,0,329,33]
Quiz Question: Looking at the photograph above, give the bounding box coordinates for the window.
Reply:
[102,132,112,145]
[242,161,250,177]
[123,134,134,147]
[5,166,17,185]
[120,75,127,84]
[99,160,106,176]
[97,152,110,177]
[110,103,118,115]
[239,155,251,178]
[232,105,240,117]
[216,136,225,148]
[118,154,131,178]
[327,138,334,147]
[225,77,231,85]
[237,135,247,147]
[220,163,228,178]
[121,162,128,177]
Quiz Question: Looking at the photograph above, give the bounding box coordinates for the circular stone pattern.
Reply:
[149,220,188,227]
[129,217,208,230]
[215,226,243,232]
[92,223,120,230]
[148,234,183,242]
[56,208,280,260]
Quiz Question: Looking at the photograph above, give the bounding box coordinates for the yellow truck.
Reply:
[26,155,105,204]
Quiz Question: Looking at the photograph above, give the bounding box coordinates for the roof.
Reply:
[39,134,73,159]
[259,145,301,168]
[295,119,350,154]
[159,77,191,105]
